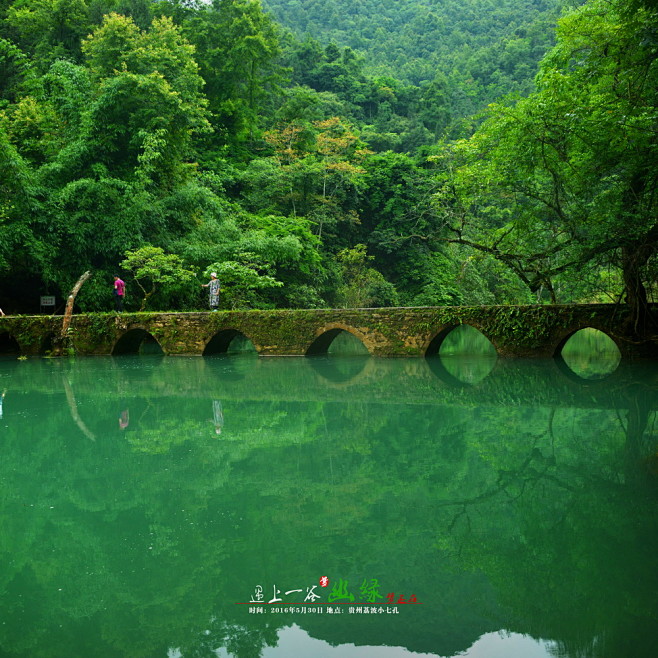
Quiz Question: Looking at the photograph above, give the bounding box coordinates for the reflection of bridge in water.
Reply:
[3,353,657,658]
[4,354,658,412]
[0,304,656,359]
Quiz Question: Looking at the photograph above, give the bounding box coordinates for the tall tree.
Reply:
[81,12,210,184]
[179,0,283,150]
[435,0,658,332]
[253,116,370,240]
[5,0,90,66]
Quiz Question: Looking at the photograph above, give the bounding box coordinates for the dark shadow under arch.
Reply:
[306,328,369,356]
[0,332,21,356]
[425,354,497,388]
[425,355,472,388]
[112,329,164,356]
[425,326,458,358]
[203,330,257,356]
[40,332,55,355]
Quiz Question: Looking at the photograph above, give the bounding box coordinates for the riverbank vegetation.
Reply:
[0,0,656,333]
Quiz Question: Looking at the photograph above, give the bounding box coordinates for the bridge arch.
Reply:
[203,329,258,356]
[553,326,621,380]
[424,325,454,357]
[112,328,164,356]
[40,332,56,355]
[424,323,497,357]
[306,324,371,356]
[0,332,21,356]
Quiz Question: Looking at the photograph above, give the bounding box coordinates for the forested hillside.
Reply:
[0,0,656,329]
[266,0,565,116]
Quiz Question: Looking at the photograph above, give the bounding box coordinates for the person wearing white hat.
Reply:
[201,272,221,311]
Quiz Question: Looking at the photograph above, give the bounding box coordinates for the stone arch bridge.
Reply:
[0,304,655,359]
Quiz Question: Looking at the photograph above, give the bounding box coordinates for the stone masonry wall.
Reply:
[0,304,654,359]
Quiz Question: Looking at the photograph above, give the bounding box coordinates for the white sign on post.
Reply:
[40,296,56,313]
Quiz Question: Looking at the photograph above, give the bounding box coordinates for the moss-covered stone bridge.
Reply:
[0,304,655,359]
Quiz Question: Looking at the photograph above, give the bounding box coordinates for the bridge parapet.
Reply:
[0,304,655,359]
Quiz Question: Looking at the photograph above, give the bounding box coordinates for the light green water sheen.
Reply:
[1,353,657,658]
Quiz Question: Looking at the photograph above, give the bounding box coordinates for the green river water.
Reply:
[1,328,657,658]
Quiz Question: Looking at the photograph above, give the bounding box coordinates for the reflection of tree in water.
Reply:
[622,382,658,493]
[1,359,658,658]
[433,396,658,658]
[188,616,279,658]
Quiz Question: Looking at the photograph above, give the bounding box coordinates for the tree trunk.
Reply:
[621,245,654,338]
[52,271,91,355]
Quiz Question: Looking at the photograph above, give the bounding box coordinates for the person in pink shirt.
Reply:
[113,275,125,311]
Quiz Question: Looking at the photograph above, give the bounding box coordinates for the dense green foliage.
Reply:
[0,0,655,327]
[265,0,564,113]
[436,0,658,332]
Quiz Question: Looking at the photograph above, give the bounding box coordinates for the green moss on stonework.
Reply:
[0,316,56,352]
[0,304,646,358]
